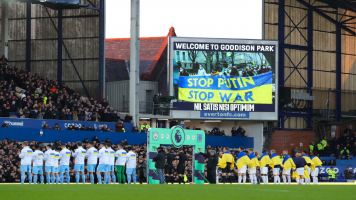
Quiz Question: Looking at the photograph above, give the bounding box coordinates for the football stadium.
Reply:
[0,0,356,199]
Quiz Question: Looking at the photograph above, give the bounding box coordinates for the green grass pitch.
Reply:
[0,184,354,200]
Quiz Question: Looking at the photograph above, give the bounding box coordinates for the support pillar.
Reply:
[57,9,63,84]
[130,0,140,127]
[165,120,170,129]
[99,0,106,101]
[278,0,285,129]
[151,118,157,128]
[307,6,313,129]
[1,0,9,58]
[336,24,341,122]
[26,2,31,72]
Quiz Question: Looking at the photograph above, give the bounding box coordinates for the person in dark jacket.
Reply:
[344,167,353,179]
[165,148,174,184]
[152,147,166,184]
[124,113,132,123]
[199,149,219,184]
[136,157,147,184]
[153,95,160,115]
[295,153,307,184]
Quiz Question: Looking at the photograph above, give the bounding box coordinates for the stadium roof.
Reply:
[105,27,177,82]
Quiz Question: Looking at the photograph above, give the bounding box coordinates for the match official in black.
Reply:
[165,148,174,184]
[199,149,219,184]
[153,147,166,184]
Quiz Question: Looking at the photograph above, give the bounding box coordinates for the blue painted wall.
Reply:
[0,128,253,148]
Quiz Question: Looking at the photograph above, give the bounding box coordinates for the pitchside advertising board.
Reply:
[168,37,278,120]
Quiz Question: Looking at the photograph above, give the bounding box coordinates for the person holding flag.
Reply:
[220,147,235,184]
[248,148,259,184]
[259,149,271,184]
[281,150,295,185]
[236,146,250,184]
[310,151,322,185]
[294,153,307,185]
[270,149,283,184]
[302,150,312,185]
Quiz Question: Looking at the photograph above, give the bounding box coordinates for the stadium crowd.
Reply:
[0,58,132,124]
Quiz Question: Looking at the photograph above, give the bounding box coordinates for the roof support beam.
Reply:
[296,0,356,37]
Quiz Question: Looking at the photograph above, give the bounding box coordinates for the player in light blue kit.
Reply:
[59,144,71,184]
[106,143,116,184]
[32,144,44,184]
[72,141,86,184]
[96,142,109,184]
[19,141,33,184]
[85,142,98,184]
[43,144,55,184]
[53,148,60,184]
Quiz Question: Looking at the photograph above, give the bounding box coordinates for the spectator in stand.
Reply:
[1,123,8,128]
[328,160,336,166]
[153,95,160,115]
[124,113,132,123]
[141,127,147,133]
[93,112,101,122]
[115,121,125,132]
[42,123,50,129]
[52,123,62,130]
[132,126,140,133]
[341,147,350,157]
[86,125,94,131]
[102,124,109,132]
[236,126,246,137]
[231,127,237,137]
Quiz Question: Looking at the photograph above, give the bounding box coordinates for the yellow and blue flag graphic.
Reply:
[27,150,32,155]
[105,151,109,155]
[236,151,250,170]
[248,153,260,168]
[178,71,272,104]
[66,152,71,156]
[38,153,43,158]
[303,154,312,164]
[259,153,271,168]
[94,150,98,155]
[270,153,283,169]
[50,153,55,158]
[110,151,115,156]
[282,155,296,171]
[310,156,323,171]
[81,151,86,155]
[55,154,59,159]
[122,152,126,156]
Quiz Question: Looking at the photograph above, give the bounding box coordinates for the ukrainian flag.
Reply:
[94,150,98,155]
[122,152,126,156]
[81,151,86,155]
[259,153,271,168]
[217,157,226,168]
[105,151,109,155]
[50,153,55,158]
[270,153,283,169]
[310,156,323,171]
[66,152,71,156]
[304,165,310,178]
[236,151,250,170]
[38,153,43,158]
[248,153,260,169]
[27,150,32,155]
[303,154,312,164]
[55,154,59,159]
[110,151,115,156]
[282,155,296,171]
[292,165,310,179]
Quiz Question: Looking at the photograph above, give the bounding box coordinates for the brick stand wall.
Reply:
[270,130,316,155]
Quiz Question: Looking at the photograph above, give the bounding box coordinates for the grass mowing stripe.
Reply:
[0,185,354,200]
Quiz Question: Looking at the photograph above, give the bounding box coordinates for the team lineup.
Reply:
[218,147,323,185]
[19,141,135,184]
[18,140,323,185]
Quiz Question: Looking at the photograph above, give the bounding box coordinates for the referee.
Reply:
[165,148,174,184]
[177,148,187,184]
